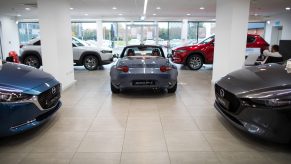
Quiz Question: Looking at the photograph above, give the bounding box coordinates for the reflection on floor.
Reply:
[0,64,291,164]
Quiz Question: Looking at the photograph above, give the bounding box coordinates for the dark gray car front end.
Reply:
[215,64,291,143]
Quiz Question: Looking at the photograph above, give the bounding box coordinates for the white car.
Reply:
[19,37,114,70]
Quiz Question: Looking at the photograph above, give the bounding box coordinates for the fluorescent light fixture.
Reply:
[254,13,258,16]
[118,13,123,16]
[17,14,22,17]
[112,7,117,10]
[25,7,30,11]
[70,7,74,10]
[186,13,191,16]
[200,7,205,10]
[286,7,291,11]
[212,19,216,21]
[156,7,161,10]
[153,13,156,16]
[143,0,148,15]
[84,13,89,16]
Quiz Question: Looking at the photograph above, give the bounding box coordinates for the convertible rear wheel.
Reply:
[83,55,99,71]
[111,83,120,94]
[187,54,203,70]
[168,83,177,93]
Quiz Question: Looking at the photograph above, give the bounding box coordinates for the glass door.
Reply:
[125,23,158,46]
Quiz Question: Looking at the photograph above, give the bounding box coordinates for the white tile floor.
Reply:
[0,64,291,164]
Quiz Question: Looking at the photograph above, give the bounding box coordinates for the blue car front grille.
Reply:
[38,84,61,109]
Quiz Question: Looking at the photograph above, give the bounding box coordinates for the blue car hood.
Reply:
[0,62,54,92]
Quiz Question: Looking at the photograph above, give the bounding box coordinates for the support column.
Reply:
[96,20,103,48]
[181,19,188,46]
[0,16,20,59]
[38,0,75,90]
[212,0,250,82]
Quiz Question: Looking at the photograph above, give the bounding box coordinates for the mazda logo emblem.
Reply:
[51,87,56,94]
[220,89,225,97]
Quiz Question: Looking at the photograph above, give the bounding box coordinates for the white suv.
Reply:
[19,37,114,70]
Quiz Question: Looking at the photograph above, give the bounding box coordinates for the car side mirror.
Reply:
[6,57,14,62]
[113,54,119,58]
[167,54,172,58]
[211,42,215,46]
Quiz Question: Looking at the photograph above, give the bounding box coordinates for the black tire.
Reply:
[186,54,203,70]
[83,55,99,71]
[23,55,41,68]
[111,83,120,94]
[168,83,177,93]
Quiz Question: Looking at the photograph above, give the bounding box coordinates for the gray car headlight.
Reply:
[250,99,291,107]
[0,89,32,102]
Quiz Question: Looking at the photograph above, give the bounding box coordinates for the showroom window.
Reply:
[198,22,216,42]
[188,22,199,44]
[169,22,182,48]
[71,22,97,43]
[248,22,266,37]
[18,22,40,44]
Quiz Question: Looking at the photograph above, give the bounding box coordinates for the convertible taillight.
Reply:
[160,65,172,72]
[116,66,129,72]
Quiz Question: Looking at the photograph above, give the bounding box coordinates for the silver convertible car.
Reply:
[110,45,178,93]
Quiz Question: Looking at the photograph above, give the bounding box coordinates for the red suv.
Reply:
[172,34,269,70]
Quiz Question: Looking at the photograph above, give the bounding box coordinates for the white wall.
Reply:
[265,12,291,44]
[0,16,20,59]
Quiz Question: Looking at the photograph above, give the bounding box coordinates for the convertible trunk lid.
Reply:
[118,56,168,68]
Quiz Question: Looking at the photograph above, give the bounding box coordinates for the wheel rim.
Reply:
[189,56,202,69]
[25,57,39,68]
[84,56,97,69]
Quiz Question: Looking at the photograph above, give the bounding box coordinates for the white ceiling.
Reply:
[0,0,290,21]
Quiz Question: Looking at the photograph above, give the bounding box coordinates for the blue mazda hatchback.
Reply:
[0,62,61,137]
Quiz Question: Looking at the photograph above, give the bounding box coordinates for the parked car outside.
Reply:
[19,37,114,71]
[110,45,178,93]
[0,61,61,137]
[172,34,269,70]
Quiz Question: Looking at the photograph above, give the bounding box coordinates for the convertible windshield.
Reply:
[123,46,164,57]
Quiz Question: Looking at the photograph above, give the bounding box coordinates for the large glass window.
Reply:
[198,22,216,42]
[71,22,97,42]
[188,22,198,44]
[18,22,40,44]
[158,22,169,47]
[169,22,182,48]
[248,22,266,37]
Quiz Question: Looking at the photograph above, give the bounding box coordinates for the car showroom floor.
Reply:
[0,64,291,164]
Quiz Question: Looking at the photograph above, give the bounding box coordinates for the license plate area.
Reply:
[132,80,155,86]
[217,96,230,110]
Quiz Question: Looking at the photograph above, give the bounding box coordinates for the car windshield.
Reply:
[123,46,164,58]
[199,35,215,44]
[72,37,89,47]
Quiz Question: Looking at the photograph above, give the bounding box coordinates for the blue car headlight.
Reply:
[0,88,32,102]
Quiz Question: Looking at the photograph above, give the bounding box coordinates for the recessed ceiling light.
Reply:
[156,7,161,10]
[25,7,30,11]
[84,13,88,16]
[70,7,74,10]
[118,13,123,16]
[153,13,156,16]
[286,7,291,11]
[186,13,191,16]
[200,7,205,10]
[267,20,271,24]
[254,13,259,16]
[112,7,117,10]
[17,14,22,17]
